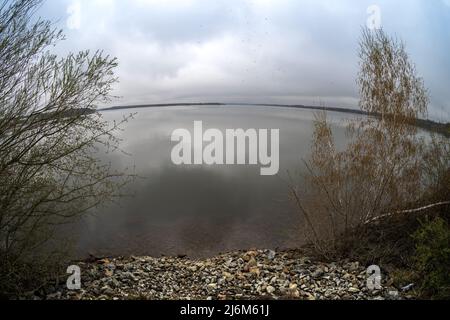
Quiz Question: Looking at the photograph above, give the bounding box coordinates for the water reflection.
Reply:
[75,106,351,258]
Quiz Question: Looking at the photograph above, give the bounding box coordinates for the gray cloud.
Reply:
[40,0,450,120]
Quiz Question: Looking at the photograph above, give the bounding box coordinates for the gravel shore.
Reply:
[44,249,411,300]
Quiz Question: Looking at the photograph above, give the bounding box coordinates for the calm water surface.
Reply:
[74,105,352,258]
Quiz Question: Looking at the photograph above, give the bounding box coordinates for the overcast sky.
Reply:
[39,0,450,120]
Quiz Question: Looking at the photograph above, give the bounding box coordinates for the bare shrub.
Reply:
[291,28,449,258]
[421,134,450,204]
[0,0,132,295]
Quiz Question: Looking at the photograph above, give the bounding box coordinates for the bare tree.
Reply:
[0,0,131,294]
[291,28,448,258]
[358,28,428,122]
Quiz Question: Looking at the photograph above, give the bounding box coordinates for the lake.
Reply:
[74,105,352,258]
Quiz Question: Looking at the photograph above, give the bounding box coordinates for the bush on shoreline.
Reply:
[291,28,450,299]
[412,216,450,299]
[0,0,130,296]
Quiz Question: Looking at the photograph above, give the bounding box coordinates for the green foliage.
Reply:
[412,217,450,299]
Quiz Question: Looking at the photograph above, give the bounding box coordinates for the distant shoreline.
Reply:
[97,102,450,137]
[99,102,370,116]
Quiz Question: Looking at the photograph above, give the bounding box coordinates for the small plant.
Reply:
[412,217,450,299]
